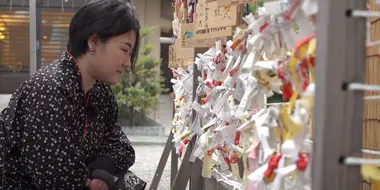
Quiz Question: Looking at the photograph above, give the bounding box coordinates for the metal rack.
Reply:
[149,48,234,190]
[151,0,368,189]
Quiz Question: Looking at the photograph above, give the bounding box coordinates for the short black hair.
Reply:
[67,0,140,68]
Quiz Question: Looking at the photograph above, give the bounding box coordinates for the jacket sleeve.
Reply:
[20,84,88,189]
[93,95,135,175]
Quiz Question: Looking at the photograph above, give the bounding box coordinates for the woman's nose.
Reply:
[122,57,131,68]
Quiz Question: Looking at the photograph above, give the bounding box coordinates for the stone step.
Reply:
[121,126,168,137]
[128,135,168,146]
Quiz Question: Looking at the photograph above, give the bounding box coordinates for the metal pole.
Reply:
[312,0,366,189]
[188,48,208,190]
[29,0,37,76]
[189,62,203,190]
[36,7,42,70]
[171,102,178,187]
[160,37,175,44]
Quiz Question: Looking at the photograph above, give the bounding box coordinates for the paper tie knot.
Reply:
[264,153,283,178]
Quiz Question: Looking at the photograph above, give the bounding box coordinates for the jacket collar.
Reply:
[59,50,88,106]
[59,50,81,81]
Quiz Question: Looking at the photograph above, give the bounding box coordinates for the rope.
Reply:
[371,18,380,25]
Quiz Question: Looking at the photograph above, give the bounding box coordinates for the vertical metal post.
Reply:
[29,0,37,76]
[149,131,175,190]
[188,48,208,190]
[36,7,42,70]
[171,102,178,187]
[189,62,203,190]
[312,0,366,190]
[170,135,178,187]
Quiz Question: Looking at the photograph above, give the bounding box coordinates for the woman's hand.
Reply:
[86,178,109,190]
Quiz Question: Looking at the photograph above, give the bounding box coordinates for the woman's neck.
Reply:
[75,57,95,93]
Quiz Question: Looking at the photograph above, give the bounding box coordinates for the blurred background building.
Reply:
[0,1,177,188]
[0,0,175,130]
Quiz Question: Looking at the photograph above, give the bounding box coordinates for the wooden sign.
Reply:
[217,0,232,7]
[175,41,194,59]
[217,0,256,7]
[176,41,195,68]
[182,57,194,68]
[194,1,239,40]
[194,26,234,40]
[169,43,195,68]
[169,45,179,68]
[195,1,239,30]
[179,23,217,48]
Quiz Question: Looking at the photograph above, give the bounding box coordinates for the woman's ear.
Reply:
[87,34,99,52]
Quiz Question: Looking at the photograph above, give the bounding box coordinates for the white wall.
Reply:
[132,0,161,61]
[132,0,162,121]
[131,1,175,129]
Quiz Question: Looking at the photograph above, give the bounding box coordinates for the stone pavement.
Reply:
[127,135,174,190]
[129,144,172,190]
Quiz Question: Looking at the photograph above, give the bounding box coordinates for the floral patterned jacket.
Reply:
[0,51,135,189]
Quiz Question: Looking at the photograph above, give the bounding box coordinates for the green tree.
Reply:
[112,26,168,127]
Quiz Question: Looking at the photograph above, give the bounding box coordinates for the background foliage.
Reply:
[112,26,168,126]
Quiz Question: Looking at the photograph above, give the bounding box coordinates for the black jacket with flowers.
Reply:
[0,51,135,189]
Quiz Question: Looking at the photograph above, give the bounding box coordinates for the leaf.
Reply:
[136,68,149,75]
[144,43,155,52]
[140,26,158,39]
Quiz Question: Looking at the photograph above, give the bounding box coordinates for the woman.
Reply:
[0,0,144,189]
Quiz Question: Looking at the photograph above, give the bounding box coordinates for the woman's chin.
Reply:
[102,78,119,86]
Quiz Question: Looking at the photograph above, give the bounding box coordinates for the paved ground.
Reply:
[157,94,174,135]
[129,144,172,190]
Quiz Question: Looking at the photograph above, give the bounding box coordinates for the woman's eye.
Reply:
[122,48,133,57]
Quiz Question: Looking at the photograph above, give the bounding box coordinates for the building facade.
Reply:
[0,0,172,94]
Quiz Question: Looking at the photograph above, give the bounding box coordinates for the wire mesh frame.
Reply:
[361,2,380,190]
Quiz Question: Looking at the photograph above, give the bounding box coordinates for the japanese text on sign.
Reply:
[195,1,238,31]
[194,26,233,40]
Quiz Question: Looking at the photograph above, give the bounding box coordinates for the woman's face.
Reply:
[88,31,137,85]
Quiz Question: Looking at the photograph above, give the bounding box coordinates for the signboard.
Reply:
[182,57,195,68]
[194,1,239,40]
[169,45,180,68]
[175,41,194,58]
[217,0,256,7]
[169,44,195,68]
[195,1,239,30]
[179,23,217,48]
[194,26,234,40]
